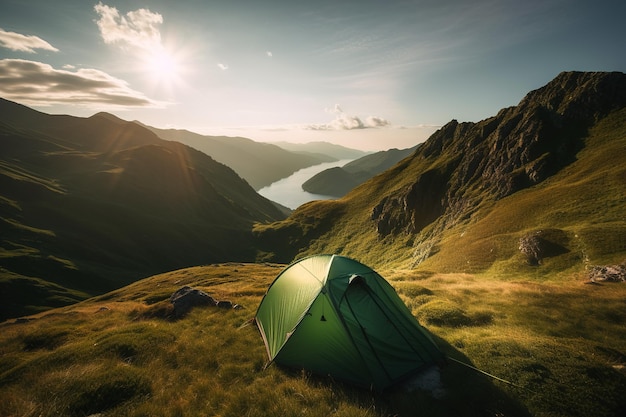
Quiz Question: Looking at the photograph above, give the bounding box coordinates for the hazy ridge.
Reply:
[142,125,356,190]
[0,99,286,320]
[302,145,419,196]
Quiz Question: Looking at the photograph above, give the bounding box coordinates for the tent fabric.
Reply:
[255,254,445,390]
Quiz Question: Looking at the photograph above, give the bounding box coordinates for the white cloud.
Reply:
[365,115,390,128]
[217,63,229,70]
[306,104,390,130]
[0,28,59,53]
[0,59,161,108]
[266,51,273,57]
[94,2,163,50]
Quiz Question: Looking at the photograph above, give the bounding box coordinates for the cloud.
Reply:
[0,28,59,53]
[266,51,273,57]
[0,58,161,108]
[365,115,390,128]
[306,104,390,130]
[94,2,163,50]
[217,63,229,70]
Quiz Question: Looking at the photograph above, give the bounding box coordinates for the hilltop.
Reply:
[1,263,625,417]
[0,99,286,320]
[254,72,626,276]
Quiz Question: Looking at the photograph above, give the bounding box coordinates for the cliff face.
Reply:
[255,71,626,270]
[371,72,626,240]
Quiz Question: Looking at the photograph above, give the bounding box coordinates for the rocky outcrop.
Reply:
[372,167,449,236]
[169,286,242,318]
[371,72,626,251]
[518,229,570,266]
[588,264,626,283]
[170,286,217,318]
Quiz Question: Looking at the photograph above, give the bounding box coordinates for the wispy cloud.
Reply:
[306,104,390,130]
[0,28,59,53]
[94,2,163,50]
[217,63,229,70]
[0,59,161,108]
[266,51,273,57]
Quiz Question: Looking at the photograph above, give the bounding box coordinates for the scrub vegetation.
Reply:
[2,263,625,416]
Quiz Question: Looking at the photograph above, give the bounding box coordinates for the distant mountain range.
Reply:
[273,141,370,160]
[254,72,626,276]
[302,145,419,197]
[3,71,625,321]
[0,99,287,320]
[141,125,367,190]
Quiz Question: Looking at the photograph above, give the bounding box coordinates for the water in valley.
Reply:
[258,159,354,210]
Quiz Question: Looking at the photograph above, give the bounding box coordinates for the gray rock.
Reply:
[170,286,216,318]
[217,300,233,309]
[588,264,626,283]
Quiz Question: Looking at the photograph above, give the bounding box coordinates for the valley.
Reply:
[1,71,625,417]
[258,158,355,209]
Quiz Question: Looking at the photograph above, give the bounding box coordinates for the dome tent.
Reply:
[255,254,445,391]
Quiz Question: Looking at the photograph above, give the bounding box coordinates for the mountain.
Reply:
[254,71,626,275]
[302,145,419,197]
[274,141,370,160]
[141,125,336,190]
[0,99,286,320]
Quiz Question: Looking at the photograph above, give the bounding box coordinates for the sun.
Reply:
[143,45,181,85]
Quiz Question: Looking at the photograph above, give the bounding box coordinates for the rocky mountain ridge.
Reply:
[256,71,626,272]
[373,72,626,241]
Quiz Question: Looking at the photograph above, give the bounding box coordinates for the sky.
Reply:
[1,0,625,151]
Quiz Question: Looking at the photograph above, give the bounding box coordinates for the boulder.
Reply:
[518,229,569,265]
[170,286,216,318]
[216,300,233,309]
[588,264,626,283]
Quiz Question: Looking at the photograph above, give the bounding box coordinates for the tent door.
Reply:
[341,279,422,384]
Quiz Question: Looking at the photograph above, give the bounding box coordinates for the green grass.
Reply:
[254,107,626,279]
[2,264,625,416]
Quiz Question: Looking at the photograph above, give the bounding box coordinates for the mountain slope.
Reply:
[302,146,418,197]
[0,99,286,320]
[142,125,336,190]
[254,71,626,274]
[274,141,370,160]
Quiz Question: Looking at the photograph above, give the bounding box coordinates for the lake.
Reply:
[258,159,354,209]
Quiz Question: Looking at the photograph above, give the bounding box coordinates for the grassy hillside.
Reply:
[1,264,625,417]
[254,74,626,276]
[424,107,626,277]
[0,99,286,320]
[302,146,418,197]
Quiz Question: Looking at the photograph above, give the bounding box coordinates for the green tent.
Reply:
[255,254,445,390]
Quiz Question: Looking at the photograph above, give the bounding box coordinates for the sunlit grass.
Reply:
[255,108,626,282]
[1,264,625,416]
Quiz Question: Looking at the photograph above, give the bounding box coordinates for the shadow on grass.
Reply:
[274,333,531,417]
